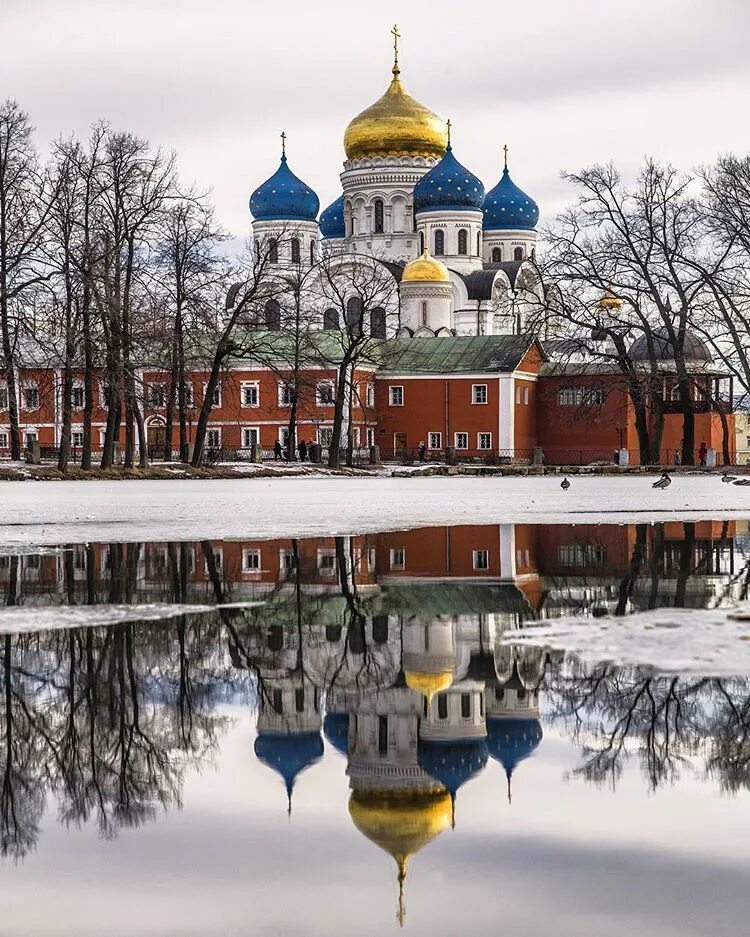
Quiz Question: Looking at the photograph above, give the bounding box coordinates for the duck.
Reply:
[652,472,671,489]
[560,477,570,491]
[722,472,737,483]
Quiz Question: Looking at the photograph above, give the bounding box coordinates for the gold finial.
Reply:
[280,130,287,159]
[391,24,401,76]
[503,143,509,171]
[397,859,407,927]
[446,118,452,148]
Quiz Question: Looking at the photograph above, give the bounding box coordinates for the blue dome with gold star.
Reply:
[483,164,539,231]
[413,144,485,214]
[319,194,345,239]
[249,150,320,223]
[323,711,350,755]
[487,718,542,782]
[254,731,324,806]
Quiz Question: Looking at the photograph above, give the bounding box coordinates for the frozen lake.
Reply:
[0,517,749,936]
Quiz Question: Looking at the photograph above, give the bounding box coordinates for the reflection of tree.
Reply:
[546,662,750,793]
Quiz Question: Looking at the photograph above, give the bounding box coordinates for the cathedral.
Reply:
[247,26,548,339]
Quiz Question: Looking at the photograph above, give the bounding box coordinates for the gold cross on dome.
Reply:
[391,24,401,74]
[280,131,287,158]
[503,143,509,170]
[446,118,452,147]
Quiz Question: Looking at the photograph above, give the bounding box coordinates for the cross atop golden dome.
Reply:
[343,28,448,162]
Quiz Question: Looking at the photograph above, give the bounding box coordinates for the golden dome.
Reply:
[599,291,623,311]
[404,667,454,699]
[349,788,452,925]
[401,250,450,284]
[344,58,447,161]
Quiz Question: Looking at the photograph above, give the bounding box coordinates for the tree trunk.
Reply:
[190,356,223,466]
[81,285,94,470]
[327,360,349,469]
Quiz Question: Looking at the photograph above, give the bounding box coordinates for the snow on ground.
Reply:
[1,475,749,548]
[506,606,750,675]
[0,603,212,635]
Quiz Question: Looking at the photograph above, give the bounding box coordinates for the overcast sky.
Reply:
[4,0,750,239]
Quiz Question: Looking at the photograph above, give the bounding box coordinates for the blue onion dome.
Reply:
[319,193,345,239]
[323,712,350,756]
[254,732,324,810]
[419,738,489,801]
[413,144,485,214]
[483,156,539,230]
[249,149,320,222]
[487,717,542,802]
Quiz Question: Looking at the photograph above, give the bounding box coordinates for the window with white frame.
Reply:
[0,431,7,449]
[242,427,259,448]
[99,382,109,409]
[367,546,376,570]
[515,385,521,405]
[181,382,194,407]
[279,426,290,447]
[23,385,39,410]
[318,426,334,447]
[279,549,296,573]
[242,548,261,572]
[317,549,337,575]
[204,383,221,407]
[557,386,605,407]
[428,432,442,450]
[473,549,489,571]
[149,383,166,408]
[241,381,259,407]
[278,382,293,406]
[389,548,405,570]
[477,432,492,450]
[72,385,84,409]
[366,382,375,407]
[0,384,7,410]
[454,432,468,450]
[471,384,487,405]
[366,427,375,447]
[558,544,607,567]
[204,546,222,574]
[98,429,106,448]
[389,385,404,406]
[206,428,221,448]
[24,431,37,448]
[72,430,84,448]
[316,381,335,406]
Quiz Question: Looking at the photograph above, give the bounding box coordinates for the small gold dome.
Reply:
[344,69,448,161]
[599,291,623,310]
[401,250,450,284]
[404,667,454,698]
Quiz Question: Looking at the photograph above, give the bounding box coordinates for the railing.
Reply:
[379,447,533,466]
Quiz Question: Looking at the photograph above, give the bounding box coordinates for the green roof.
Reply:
[378,335,541,375]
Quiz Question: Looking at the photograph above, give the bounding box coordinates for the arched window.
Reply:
[254,239,260,259]
[346,296,364,336]
[421,302,428,327]
[476,231,481,256]
[268,238,278,264]
[434,229,445,255]
[290,238,300,264]
[458,229,468,255]
[530,247,536,261]
[310,239,316,264]
[374,198,384,234]
[418,231,425,254]
[491,247,502,263]
[264,299,281,331]
[323,308,339,330]
[514,246,524,261]
[370,307,386,339]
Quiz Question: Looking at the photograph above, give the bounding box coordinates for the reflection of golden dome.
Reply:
[349,789,452,926]
[401,250,450,284]
[404,668,454,699]
[599,291,623,311]
[344,67,448,161]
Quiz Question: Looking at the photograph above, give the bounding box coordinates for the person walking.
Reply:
[673,449,681,466]
[698,441,708,467]
[298,438,308,462]
[273,440,283,461]
[417,441,426,463]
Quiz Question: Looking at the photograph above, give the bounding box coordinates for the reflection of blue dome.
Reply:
[487,718,542,800]
[254,732,324,809]
[249,155,320,222]
[483,167,539,231]
[323,712,349,755]
[319,194,345,239]
[413,145,485,214]
[419,738,488,825]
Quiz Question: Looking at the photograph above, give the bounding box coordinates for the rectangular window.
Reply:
[149,384,165,408]
[366,382,375,408]
[366,427,375,447]
[389,548,405,570]
[204,547,223,574]
[0,431,7,449]
[437,694,448,720]
[454,432,468,450]
[367,546,376,570]
[0,385,7,410]
[242,548,261,572]
[241,381,259,407]
[24,431,38,448]
[316,381,335,406]
[72,385,84,409]
[23,386,39,410]
[278,383,293,407]
[242,427,259,448]
[557,386,605,407]
[389,385,404,406]
[378,715,388,755]
[477,432,492,450]
[317,550,336,576]
[461,694,471,718]
[558,544,607,567]
[72,431,84,448]
[473,549,489,571]
[206,428,221,449]
[279,549,296,572]
[515,385,521,405]
[318,426,334,447]
[471,384,487,405]
[428,432,442,450]
[523,386,529,405]
[272,688,283,714]
[204,383,221,407]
